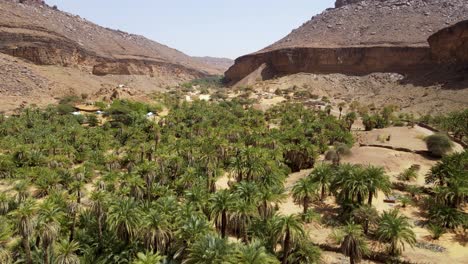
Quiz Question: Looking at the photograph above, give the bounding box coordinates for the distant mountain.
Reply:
[193,57,234,74]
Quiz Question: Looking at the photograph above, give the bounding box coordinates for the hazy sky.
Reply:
[46,0,335,59]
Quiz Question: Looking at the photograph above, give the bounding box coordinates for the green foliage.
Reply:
[398,165,419,182]
[427,224,446,240]
[425,134,454,157]
[376,209,416,256]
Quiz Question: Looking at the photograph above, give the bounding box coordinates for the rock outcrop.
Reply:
[429,20,468,66]
[0,0,227,77]
[225,0,468,84]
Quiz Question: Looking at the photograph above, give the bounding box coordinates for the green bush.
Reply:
[425,134,453,157]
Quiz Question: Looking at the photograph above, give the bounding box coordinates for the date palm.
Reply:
[141,207,171,253]
[291,178,318,216]
[54,240,80,264]
[9,199,37,264]
[231,198,258,242]
[37,200,65,264]
[308,163,334,201]
[209,190,234,238]
[90,190,107,250]
[340,223,368,264]
[272,214,305,264]
[363,166,391,206]
[0,218,13,264]
[376,209,416,256]
[234,240,279,264]
[107,198,141,244]
[184,234,233,264]
[287,238,321,264]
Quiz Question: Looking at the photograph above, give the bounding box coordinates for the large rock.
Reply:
[429,20,468,65]
[226,0,468,84]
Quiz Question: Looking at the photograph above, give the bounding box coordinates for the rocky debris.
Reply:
[0,55,48,96]
[415,242,447,253]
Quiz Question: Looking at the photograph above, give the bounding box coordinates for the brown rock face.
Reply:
[0,0,228,77]
[226,0,468,84]
[429,20,468,65]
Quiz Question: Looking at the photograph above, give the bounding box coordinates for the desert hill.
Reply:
[0,0,232,112]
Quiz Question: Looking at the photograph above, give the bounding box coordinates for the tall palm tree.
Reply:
[54,240,80,264]
[107,198,141,244]
[273,214,305,264]
[9,199,37,264]
[184,234,233,264]
[141,207,171,253]
[37,200,65,264]
[90,190,107,250]
[340,223,368,264]
[235,240,279,264]
[257,186,286,220]
[363,166,391,206]
[209,190,233,238]
[291,178,318,216]
[376,209,416,256]
[231,198,258,242]
[308,164,334,201]
[133,251,164,264]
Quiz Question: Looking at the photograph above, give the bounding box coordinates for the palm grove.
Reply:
[0,95,466,264]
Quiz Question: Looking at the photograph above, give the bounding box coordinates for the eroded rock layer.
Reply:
[429,20,468,65]
[0,0,226,77]
[225,0,468,84]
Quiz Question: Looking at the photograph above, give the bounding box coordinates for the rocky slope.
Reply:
[0,0,233,112]
[0,0,229,76]
[225,0,468,84]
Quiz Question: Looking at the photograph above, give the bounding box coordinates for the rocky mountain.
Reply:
[193,57,234,74]
[429,19,468,65]
[0,0,232,112]
[225,0,468,84]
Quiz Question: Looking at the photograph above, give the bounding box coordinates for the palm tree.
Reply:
[332,164,369,206]
[308,163,334,201]
[352,205,379,235]
[209,190,233,238]
[107,198,141,244]
[257,186,286,220]
[363,166,391,206]
[54,240,80,264]
[9,199,37,264]
[133,251,164,264]
[287,238,321,264]
[338,102,346,120]
[340,223,368,264]
[0,218,13,264]
[273,214,305,264]
[184,234,233,264]
[376,209,416,256]
[90,190,107,249]
[291,178,318,216]
[141,207,171,253]
[235,240,279,264]
[37,200,65,264]
[231,198,258,242]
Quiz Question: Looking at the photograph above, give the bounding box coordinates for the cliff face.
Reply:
[429,20,468,65]
[0,0,225,77]
[226,0,468,84]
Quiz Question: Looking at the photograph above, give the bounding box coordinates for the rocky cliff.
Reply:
[225,0,468,84]
[0,0,226,77]
[429,20,468,66]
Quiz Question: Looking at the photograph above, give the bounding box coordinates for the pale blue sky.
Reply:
[46,0,335,59]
